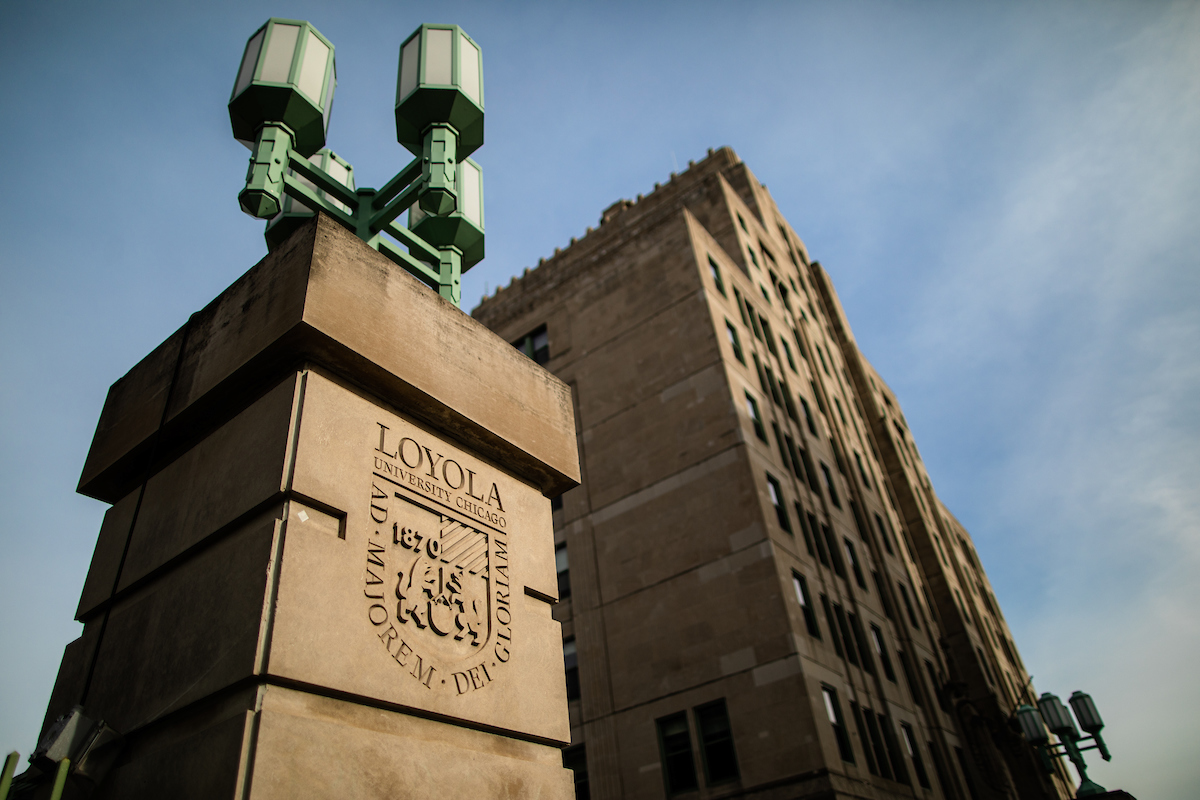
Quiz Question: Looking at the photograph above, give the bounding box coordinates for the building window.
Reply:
[801,448,820,493]
[737,212,748,232]
[870,624,896,682]
[799,397,818,436]
[759,283,770,303]
[656,712,699,794]
[850,702,879,775]
[766,473,792,533]
[695,700,740,785]
[563,637,580,700]
[796,503,816,557]
[821,595,841,657]
[880,715,910,784]
[725,320,744,364]
[753,353,769,394]
[854,451,871,489]
[899,650,924,707]
[772,424,790,470]
[811,514,830,566]
[749,307,764,340]
[843,538,867,589]
[850,613,873,674]
[792,572,820,637]
[820,462,841,508]
[513,325,550,365]
[833,604,859,666]
[926,660,952,713]
[816,345,831,376]
[563,744,590,800]
[898,583,921,629]
[708,256,726,296]
[745,392,767,441]
[551,493,564,512]
[862,709,894,780]
[556,542,570,599]
[821,686,855,763]
[784,435,805,483]
[733,287,750,326]
[822,523,844,577]
[781,338,797,371]
[873,571,894,619]
[874,513,895,555]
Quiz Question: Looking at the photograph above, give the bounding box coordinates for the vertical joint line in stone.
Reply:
[282,370,310,494]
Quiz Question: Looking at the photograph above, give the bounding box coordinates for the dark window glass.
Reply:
[863,709,893,780]
[855,451,872,489]
[708,256,726,296]
[753,354,769,394]
[834,604,858,665]
[781,338,797,371]
[563,637,580,700]
[901,723,931,788]
[766,366,782,406]
[898,583,920,629]
[816,345,831,376]
[513,325,550,365]
[800,397,818,435]
[792,328,808,360]
[801,448,819,493]
[926,660,952,713]
[849,612,873,673]
[810,381,827,414]
[850,500,870,543]
[749,307,764,340]
[792,572,820,637]
[696,700,740,785]
[834,397,848,426]
[844,538,867,589]
[811,514,830,566]
[563,744,590,800]
[737,213,748,232]
[725,321,744,364]
[823,524,845,577]
[656,712,699,794]
[871,624,896,682]
[851,702,879,775]
[766,473,791,533]
[821,686,855,763]
[761,317,777,355]
[821,595,842,657]
[874,513,895,555]
[551,493,564,512]
[881,715,910,784]
[745,393,767,442]
[772,424,790,469]
[899,650,923,707]
[733,288,750,326]
[873,571,894,619]
[555,543,570,599]
[796,503,816,557]
[785,435,805,482]
[820,463,841,508]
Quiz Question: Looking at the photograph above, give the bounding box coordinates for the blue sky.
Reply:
[2,1,1197,796]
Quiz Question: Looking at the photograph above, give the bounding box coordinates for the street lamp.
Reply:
[228,18,485,306]
[1016,691,1113,798]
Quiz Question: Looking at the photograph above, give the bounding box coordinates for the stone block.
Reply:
[78,216,579,505]
[75,491,139,621]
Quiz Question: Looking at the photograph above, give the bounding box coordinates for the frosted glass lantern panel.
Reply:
[460,160,481,225]
[424,29,452,85]
[261,24,300,83]
[234,30,264,98]
[459,34,480,102]
[297,31,330,104]
[398,36,420,100]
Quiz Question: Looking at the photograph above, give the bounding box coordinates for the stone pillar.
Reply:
[41,214,580,798]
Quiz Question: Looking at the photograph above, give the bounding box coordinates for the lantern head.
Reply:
[395,25,484,158]
[229,18,337,157]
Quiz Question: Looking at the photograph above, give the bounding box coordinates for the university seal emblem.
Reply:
[365,424,513,696]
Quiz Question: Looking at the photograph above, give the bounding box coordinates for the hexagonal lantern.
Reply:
[408,157,484,269]
[229,18,337,158]
[394,24,484,158]
[264,148,355,251]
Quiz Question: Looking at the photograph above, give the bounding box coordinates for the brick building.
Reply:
[472,147,1070,800]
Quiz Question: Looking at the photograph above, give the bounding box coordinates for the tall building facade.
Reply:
[473,148,1070,800]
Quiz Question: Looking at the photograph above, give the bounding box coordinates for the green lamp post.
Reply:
[1016,690,1112,798]
[228,19,485,307]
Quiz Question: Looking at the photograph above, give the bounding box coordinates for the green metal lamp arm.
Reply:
[286,153,360,210]
[371,158,423,210]
[281,172,356,229]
